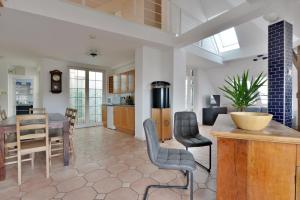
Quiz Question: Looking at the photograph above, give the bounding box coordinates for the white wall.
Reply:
[204,58,268,106]
[135,46,186,140]
[39,58,70,114]
[135,46,173,140]
[39,58,107,114]
[192,56,298,126]
[193,68,216,123]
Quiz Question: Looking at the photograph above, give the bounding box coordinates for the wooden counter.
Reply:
[211,114,300,200]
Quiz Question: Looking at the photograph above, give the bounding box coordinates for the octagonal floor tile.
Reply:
[148,188,181,200]
[106,163,128,174]
[93,177,122,193]
[192,188,216,200]
[136,163,158,175]
[84,169,110,182]
[131,178,158,194]
[57,177,86,193]
[63,187,97,200]
[51,168,78,183]
[118,169,142,183]
[150,170,177,184]
[106,188,138,200]
[22,186,57,200]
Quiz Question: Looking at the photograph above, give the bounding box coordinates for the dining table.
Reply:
[0,113,70,181]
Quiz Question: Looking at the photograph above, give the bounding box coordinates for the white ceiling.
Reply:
[2,0,300,69]
[0,8,139,68]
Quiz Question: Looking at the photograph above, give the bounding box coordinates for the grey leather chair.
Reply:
[174,112,212,172]
[143,119,196,200]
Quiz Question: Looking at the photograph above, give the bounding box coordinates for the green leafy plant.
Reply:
[219,70,267,111]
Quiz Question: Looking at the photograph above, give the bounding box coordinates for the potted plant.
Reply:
[219,70,272,131]
[219,70,267,112]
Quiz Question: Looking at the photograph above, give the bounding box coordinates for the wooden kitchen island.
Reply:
[211,114,300,200]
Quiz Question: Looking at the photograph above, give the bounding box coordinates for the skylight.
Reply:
[214,27,240,53]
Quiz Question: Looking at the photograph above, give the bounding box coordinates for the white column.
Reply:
[171,48,187,115]
[134,46,186,140]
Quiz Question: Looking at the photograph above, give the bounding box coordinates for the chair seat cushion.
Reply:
[155,148,196,172]
[177,134,212,148]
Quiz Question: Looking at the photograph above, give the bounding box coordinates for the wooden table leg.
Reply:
[0,128,6,180]
[63,121,70,166]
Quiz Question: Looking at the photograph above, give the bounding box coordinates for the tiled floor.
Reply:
[0,126,216,200]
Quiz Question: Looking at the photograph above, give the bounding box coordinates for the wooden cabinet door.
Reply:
[113,106,121,128]
[120,73,128,93]
[102,105,107,128]
[113,75,120,94]
[151,109,162,140]
[108,76,114,94]
[127,107,135,134]
[128,70,135,93]
[161,108,171,140]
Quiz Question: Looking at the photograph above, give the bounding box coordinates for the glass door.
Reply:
[88,71,103,126]
[69,69,86,125]
[69,68,103,127]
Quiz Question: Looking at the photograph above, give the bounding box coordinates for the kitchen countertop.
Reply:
[103,104,135,107]
[211,114,300,144]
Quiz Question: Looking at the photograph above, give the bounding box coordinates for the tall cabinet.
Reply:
[151,108,171,142]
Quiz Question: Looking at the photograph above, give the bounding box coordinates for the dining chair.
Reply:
[49,108,77,165]
[143,119,196,200]
[0,110,33,168]
[29,108,46,114]
[16,114,49,185]
[174,112,212,172]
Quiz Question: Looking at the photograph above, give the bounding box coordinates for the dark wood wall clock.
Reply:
[50,70,62,93]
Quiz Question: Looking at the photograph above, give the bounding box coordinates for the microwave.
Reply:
[107,96,120,105]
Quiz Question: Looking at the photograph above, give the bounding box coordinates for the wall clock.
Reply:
[50,70,62,93]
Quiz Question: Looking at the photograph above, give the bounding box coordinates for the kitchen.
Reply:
[102,68,135,135]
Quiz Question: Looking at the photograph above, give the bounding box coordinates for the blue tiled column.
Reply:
[268,20,293,127]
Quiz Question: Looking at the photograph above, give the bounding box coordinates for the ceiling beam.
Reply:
[174,1,269,48]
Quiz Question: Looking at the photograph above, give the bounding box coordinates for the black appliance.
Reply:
[151,81,170,108]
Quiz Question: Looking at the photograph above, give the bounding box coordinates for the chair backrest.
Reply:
[0,110,7,120]
[143,119,160,164]
[29,108,46,114]
[16,114,49,150]
[65,108,77,133]
[174,112,199,138]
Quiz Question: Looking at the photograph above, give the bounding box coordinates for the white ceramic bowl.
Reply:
[230,112,273,131]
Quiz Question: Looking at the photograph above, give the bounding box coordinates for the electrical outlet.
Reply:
[0,91,7,95]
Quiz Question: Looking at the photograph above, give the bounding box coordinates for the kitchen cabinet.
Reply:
[120,72,128,93]
[151,108,171,142]
[113,74,120,94]
[108,70,135,94]
[114,106,135,135]
[102,105,107,128]
[128,70,135,93]
[108,76,114,94]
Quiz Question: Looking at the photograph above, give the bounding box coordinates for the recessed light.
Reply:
[89,34,96,40]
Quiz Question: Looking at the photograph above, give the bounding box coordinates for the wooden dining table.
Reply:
[0,113,70,181]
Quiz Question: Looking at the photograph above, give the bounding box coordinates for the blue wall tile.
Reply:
[268,20,293,127]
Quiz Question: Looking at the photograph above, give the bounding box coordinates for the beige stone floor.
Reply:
[0,126,216,200]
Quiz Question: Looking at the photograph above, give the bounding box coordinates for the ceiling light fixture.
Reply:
[88,49,100,57]
[253,54,268,62]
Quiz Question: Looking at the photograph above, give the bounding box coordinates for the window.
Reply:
[69,68,104,127]
[185,69,195,111]
[258,81,268,105]
[196,27,240,54]
[214,27,240,53]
